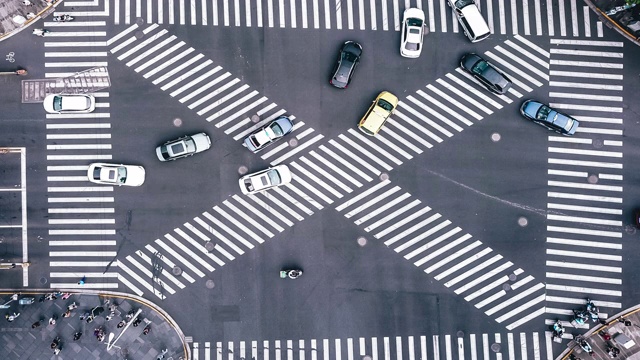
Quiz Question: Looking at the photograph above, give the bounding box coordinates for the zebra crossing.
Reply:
[43,1,117,289]
[190,332,558,360]
[108,21,556,329]
[113,0,605,38]
[543,39,625,329]
[335,181,547,331]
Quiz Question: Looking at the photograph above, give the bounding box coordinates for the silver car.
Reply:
[243,116,294,153]
[239,165,292,195]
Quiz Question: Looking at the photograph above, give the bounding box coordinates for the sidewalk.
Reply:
[558,304,640,359]
[584,0,640,45]
[0,290,188,360]
[0,0,59,41]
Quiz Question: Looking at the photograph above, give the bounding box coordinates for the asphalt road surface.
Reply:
[1,0,640,358]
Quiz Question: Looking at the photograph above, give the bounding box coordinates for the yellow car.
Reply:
[358,91,399,136]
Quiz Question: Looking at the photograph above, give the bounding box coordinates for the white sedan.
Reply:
[156,132,211,161]
[239,165,292,195]
[87,163,146,187]
[43,94,96,114]
[400,8,427,58]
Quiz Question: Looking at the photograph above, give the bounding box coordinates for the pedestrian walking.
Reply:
[109,303,117,312]
[31,320,41,328]
[61,293,72,300]
[77,275,86,285]
[44,293,57,301]
[51,337,60,349]
[62,310,71,318]
[143,324,151,335]
[73,332,82,341]
[49,315,57,325]
[22,0,33,6]
[53,347,61,355]
[126,309,135,321]
[26,12,35,19]
[132,318,142,327]
[6,312,20,322]
[67,302,77,311]
[117,320,126,328]
[105,314,113,321]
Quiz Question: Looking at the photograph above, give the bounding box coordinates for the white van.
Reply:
[447,0,491,42]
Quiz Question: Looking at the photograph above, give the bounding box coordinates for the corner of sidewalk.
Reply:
[557,303,640,360]
[583,0,640,46]
[0,289,190,360]
[0,0,63,42]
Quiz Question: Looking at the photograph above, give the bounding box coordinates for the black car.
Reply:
[460,53,512,95]
[330,41,362,89]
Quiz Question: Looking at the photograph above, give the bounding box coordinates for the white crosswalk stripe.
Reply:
[42,0,115,290]
[191,332,558,359]
[112,0,605,37]
[544,38,625,328]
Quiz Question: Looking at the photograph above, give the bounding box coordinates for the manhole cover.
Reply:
[357,237,367,247]
[491,343,501,352]
[135,30,144,39]
[587,174,598,184]
[136,18,145,25]
[205,242,215,251]
[593,139,603,148]
[363,356,372,360]
[39,277,48,285]
[491,133,501,142]
[238,166,248,175]
[288,139,298,147]
[456,331,465,337]
[509,273,518,281]
[502,283,511,291]
[251,114,260,123]
[380,173,389,181]
[173,118,183,127]
[517,217,528,227]
[172,266,182,276]
[625,225,637,235]
[206,280,215,289]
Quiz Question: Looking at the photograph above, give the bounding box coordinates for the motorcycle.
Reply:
[280,269,302,279]
[575,336,594,356]
[32,29,49,37]
[586,299,599,323]
[53,14,73,22]
[552,320,564,342]
[572,309,589,326]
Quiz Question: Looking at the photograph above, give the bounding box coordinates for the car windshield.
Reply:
[377,99,394,111]
[536,105,552,121]
[471,60,489,75]
[270,123,284,136]
[407,18,423,27]
[455,0,475,8]
[116,167,127,183]
[267,169,282,186]
[53,96,63,111]
[342,52,357,62]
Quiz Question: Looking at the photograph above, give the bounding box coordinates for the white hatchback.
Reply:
[400,8,427,58]
[43,94,96,114]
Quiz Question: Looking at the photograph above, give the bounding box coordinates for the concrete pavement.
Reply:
[0,290,188,360]
[0,0,59,41]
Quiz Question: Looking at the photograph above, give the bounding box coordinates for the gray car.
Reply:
[156,132,211,161]
[460,53,512,95]
[243,116,294,153]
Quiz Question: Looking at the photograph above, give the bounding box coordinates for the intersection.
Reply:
[1,0,640,359]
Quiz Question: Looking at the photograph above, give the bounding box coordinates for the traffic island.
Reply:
[0,290,189,360]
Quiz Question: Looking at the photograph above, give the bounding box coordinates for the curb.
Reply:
[582,0,640,46]
[1,288,191,360]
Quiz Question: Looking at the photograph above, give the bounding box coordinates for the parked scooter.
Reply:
[53,14,73,22]
[552,320,564,342]
[575,336,594,356]
[280,269,302,279]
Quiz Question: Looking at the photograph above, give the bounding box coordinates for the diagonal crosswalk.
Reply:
[112,0,605,38]
[190,331,561,359]
[543,39,625,330]
[101,22,560,329]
